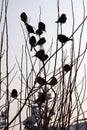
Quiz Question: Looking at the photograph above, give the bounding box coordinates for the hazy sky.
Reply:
[7,0,87,61]
[7,0,57,58]
[7,0,87,87]
[1,0,87,129]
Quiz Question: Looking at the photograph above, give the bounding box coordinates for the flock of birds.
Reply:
[10,12,72,105]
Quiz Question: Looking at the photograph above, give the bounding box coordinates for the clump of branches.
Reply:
[0,0,87,130]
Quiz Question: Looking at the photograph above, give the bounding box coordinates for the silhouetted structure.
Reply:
[34,93,46,105]
[29,36,36,51]
[36,37,46,46]
[26,23,34,34]
[35,76,47,85]
[63,64,71,72]
[49,76,57,86]
[58,34,72,43]
[20,12,28,24]
[11,89,18,98]
[33,49,48,62]
[38,21,46,32]
[56,13,67,24]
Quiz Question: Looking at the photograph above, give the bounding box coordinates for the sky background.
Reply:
[7,0,87,64]
[6,0,87,92]
[1,0,87,129]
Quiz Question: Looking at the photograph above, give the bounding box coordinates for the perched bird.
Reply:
[35,93,45,105]
[36,37,46,46]
[55,13,67,24]
[58,34,72,43]
[26,23,34,34]
[36,76,47,85]
[11,89,18,98]
[38,21,46,32]
[36,29,43,36]
[33,49,44,61]
[49,76,57,86]
[43,54,48,61]
[63,64,71,72]
[34,49,45,57]
[20,12,28,24]
[29,36,36,51]
[33,49,48,62]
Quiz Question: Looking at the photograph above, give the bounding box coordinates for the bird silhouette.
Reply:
[33,49,48,62]
[29,36,36,51]
[36,29,43,36]
[49,76,57,86]
[63,64,71,72]
[26,23,34,34]
[36,37,46,46]
[35,93,45,105]
[58,34,72,43]
[36,76,47,85]
[38,21,46,32]
[56,13,67,24]
[11,89,18,98]
[20,12,28,24]
[33,49,44,60]
[43,54,48,61]
[35,49,44,57]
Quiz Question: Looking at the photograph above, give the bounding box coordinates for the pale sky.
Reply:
[7,0,87,90]
[1,0,87,129]
[7,0,87,63]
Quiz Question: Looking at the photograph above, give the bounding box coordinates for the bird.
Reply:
[36,29,43,36]
[36,37,46,46]
[29,36,36,51]
[43,54,48,61]
[20,12,28,24]
[33,49,44,60]
[11,89,18,98]
[36,76,47,85]
[63,64,71,72]
[58,34,72,43]
[34,49,45,57]
[33,49,48,62]
[35,93,45,105]
[55,13,67,24]
[38,21,46,32]
[49,76,57,86]
[26,23,34,34]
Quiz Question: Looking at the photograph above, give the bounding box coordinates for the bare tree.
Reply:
[0,0,87,130]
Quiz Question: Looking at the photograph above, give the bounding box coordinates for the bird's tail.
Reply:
[69,38,73,41]
[30,47,32,51]
[55,20,59,23]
